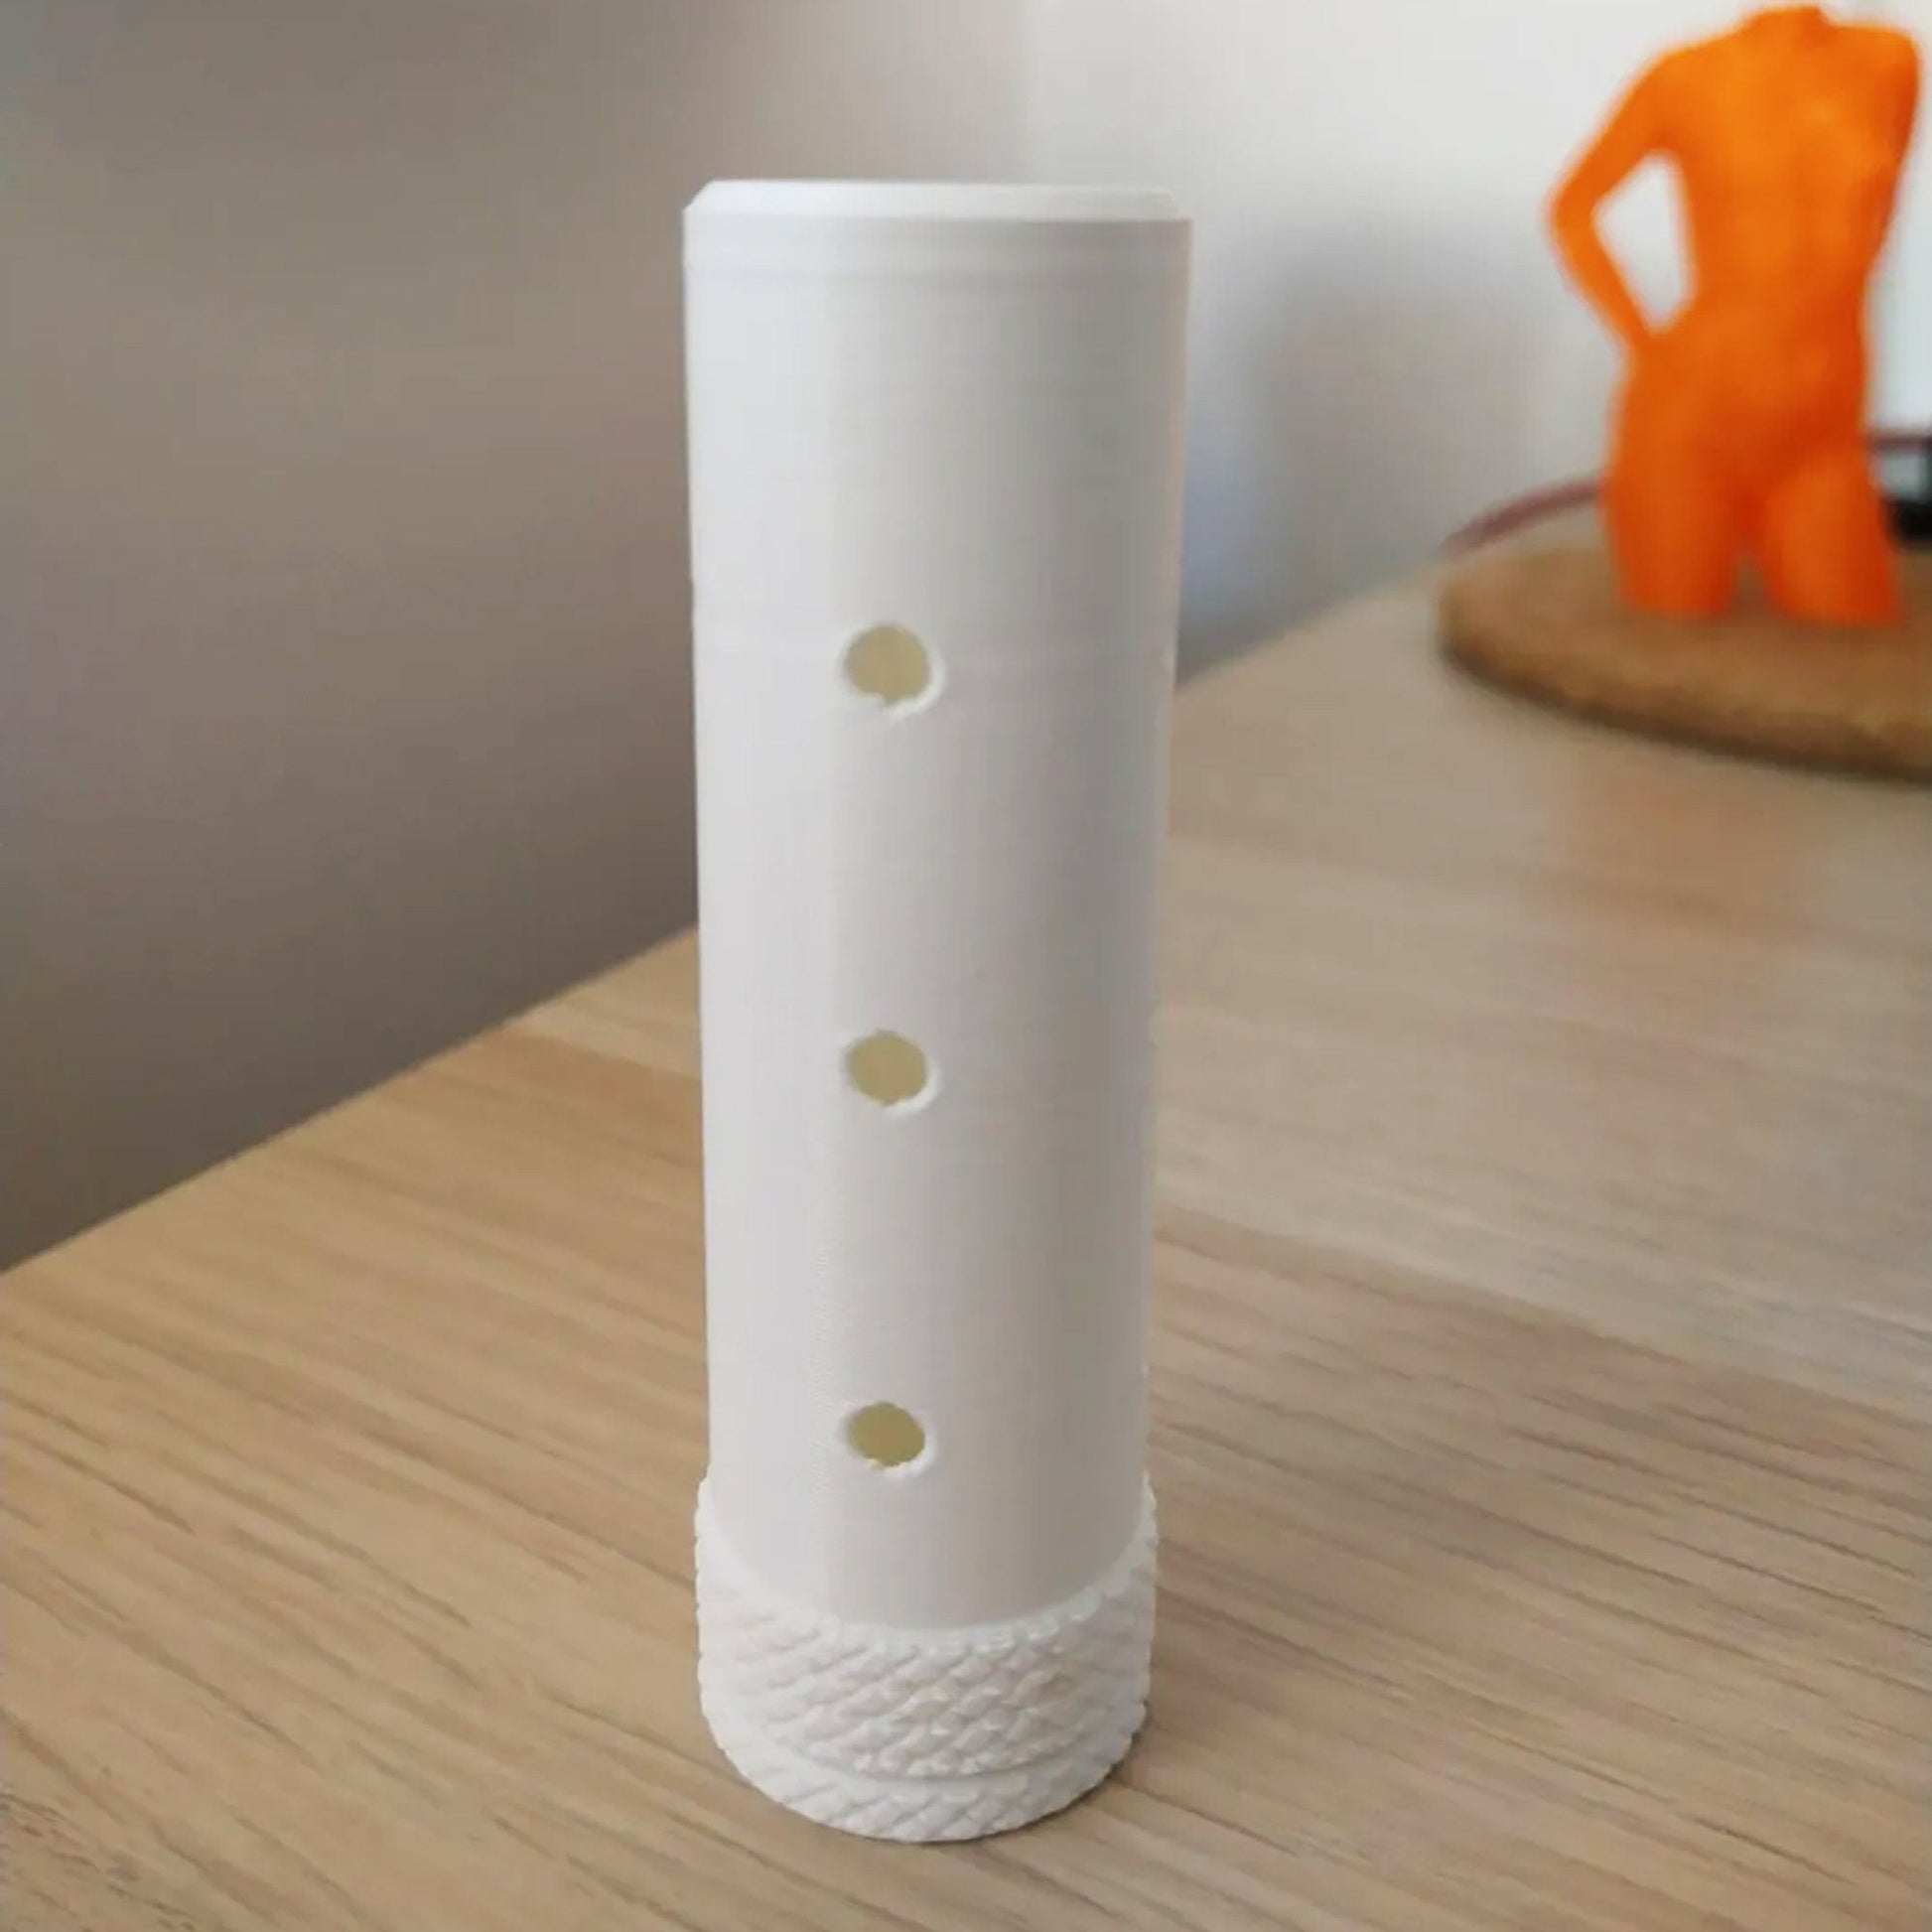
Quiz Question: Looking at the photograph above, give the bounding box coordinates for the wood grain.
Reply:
[7,550,1929,1930]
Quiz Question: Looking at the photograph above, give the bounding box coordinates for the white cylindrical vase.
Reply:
[684,181,1189,1843]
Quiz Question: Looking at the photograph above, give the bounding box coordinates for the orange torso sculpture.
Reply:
[1551,6,1919,624]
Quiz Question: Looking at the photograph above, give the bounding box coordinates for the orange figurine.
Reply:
[1551,6,1920,624]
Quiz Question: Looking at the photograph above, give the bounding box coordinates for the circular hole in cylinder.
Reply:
[845,1032,930,1108]
[842,624,933,707]
[844,1402,927,1470]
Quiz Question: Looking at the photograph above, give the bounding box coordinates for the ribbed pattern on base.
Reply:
[695,1483,1157,1842]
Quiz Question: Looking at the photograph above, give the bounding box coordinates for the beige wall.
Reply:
[4,2,1025,1262]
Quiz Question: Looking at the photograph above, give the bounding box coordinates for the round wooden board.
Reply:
[1440,544,1932,780]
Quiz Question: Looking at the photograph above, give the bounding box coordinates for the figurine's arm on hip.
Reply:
[1549,54,1684,358]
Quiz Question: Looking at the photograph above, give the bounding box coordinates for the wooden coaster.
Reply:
[1440,545,1932,779]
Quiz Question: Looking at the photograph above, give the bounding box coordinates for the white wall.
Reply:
[1874,0,1932,427]
[3,1,1025,1263]
[1026,0,1912,662]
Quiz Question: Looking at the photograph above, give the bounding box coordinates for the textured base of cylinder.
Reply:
[695,1482,1158,1842]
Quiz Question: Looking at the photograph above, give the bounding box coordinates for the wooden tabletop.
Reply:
[9,550,1929,1931]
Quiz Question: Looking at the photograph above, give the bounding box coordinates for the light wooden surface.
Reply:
[8,548,1930,1931]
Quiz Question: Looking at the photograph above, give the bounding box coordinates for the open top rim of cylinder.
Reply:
[687,180,1183,226]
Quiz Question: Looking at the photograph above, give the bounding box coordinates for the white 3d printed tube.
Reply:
[684,182,1189,1843]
